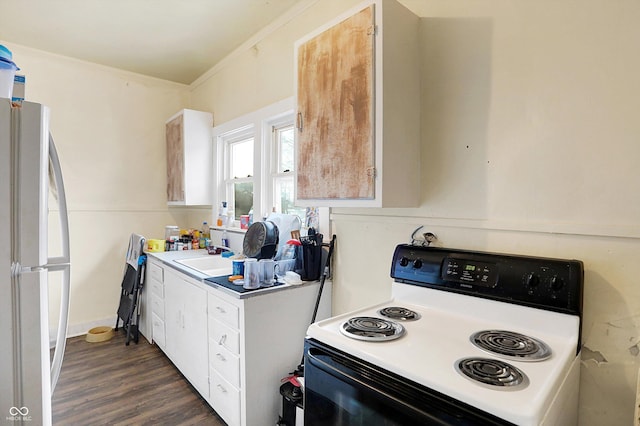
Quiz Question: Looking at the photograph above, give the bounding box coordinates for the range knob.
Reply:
[413,259,423,269]
[550,275,564,291]
[399,257,410,267]
[525,273,540,289]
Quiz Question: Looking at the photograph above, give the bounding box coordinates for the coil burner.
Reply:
[340,316,405,342]
[456,357,529,390]
[471,330,552,361]
[378,306,421,321]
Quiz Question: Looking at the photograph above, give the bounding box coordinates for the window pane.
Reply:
[277,126,295,173]
[231,138,253,178]
[275,177,306,221]
[234,182,253,219]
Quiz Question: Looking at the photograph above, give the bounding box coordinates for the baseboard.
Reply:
[50,316,117,347]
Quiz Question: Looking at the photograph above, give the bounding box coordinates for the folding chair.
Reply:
[115,233,146,345]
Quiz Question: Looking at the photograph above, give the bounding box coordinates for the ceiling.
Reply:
[0,0,426,85]
[0,0,306,85]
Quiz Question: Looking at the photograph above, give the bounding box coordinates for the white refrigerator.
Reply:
[0,98,71,425]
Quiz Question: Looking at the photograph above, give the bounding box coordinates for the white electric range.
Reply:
[304,244,584,425]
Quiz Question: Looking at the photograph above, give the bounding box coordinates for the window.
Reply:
[220,127,254,220]
[269,121,307,222]
[213,98,325,233]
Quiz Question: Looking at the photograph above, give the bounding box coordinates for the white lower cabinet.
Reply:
[210,368,241,426]
[144,254,332,426]
[151,312,165,349]
[209,317,240,387]
[206,283,332,426]
[208,292,242,424]
[140,258,165,345]
[164,268,209,399]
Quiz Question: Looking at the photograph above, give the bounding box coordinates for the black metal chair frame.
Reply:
[115,236,146,345]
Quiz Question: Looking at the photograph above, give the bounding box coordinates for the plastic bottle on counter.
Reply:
[221,229,229,248]
[199,222,209,248]
[226,209,233,227]
[217,202,227,227]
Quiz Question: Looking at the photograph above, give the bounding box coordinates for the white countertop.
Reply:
[146,249,320,299]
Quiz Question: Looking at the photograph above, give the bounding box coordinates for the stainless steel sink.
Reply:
[174,256,232,277]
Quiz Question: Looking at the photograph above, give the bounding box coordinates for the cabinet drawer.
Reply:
[151,294,165,320]
[148,262,164,283]
[208,292,239,328]
[152,312,165,349]
[208,316,240,355]
[209,369,240,426]
[149,277,164,299]
[209,340,240,388]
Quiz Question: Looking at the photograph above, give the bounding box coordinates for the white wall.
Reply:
[187,0,640,424]
[1,42,192,334]
[4,0,638,422]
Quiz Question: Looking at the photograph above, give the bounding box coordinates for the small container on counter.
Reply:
[240,215,250,229]
[232,259,245,276]
[165,225,179,240]
[165,225,180,251]
[243,259,260,290]
[192,231,200,250]
[146,239,165,252]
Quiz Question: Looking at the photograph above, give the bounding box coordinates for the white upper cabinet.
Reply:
[166,109,213,206]
[294,0,421,207]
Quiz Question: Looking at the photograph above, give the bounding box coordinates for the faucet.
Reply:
[207,245,232,255]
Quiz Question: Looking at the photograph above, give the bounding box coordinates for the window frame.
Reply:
[268,120,307,221]
[212,98,328,234]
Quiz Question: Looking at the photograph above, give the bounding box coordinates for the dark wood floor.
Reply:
[52,330,226,426]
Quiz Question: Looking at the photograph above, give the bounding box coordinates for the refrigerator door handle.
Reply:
[47,134,70,266]
[47,134,70,391]
[50,264,69,391]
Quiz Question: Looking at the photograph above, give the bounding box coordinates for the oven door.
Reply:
[303,339,513,426]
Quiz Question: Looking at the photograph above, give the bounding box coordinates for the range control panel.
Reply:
[390,244,584,316]
[441,258,499,287]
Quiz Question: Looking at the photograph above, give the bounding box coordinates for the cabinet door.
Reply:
[296,5,375,201]
[164,271,209,398]
[166,114,185,202]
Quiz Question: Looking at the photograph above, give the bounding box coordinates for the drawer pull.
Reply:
[218,334,227,345]
[216,306,226,314]
[216,353,226,361]
[217,384,227,393]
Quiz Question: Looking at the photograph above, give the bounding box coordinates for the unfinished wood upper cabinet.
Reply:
[294,0,420,207]
[166,109,213,206]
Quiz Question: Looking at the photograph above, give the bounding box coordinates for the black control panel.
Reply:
[442,258,499,287]
[390,244,584,317]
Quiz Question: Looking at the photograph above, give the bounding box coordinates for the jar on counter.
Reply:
[165,225,179,240]
[165,225,180,251]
